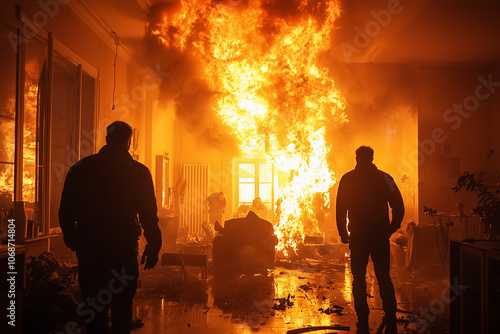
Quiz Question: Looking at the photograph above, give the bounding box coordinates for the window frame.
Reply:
[1,11,99,237]
[234,158,276,213]
[0,16,21,235]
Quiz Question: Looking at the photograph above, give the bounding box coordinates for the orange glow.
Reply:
[149,1,347,255]
[23,60,42,203]
[0,116,15,197]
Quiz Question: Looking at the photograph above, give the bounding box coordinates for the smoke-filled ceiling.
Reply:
[83,0,500,64]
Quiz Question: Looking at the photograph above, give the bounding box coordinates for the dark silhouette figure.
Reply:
[204,192,226,226]
[59,121,161,334]
[336,146,404,334]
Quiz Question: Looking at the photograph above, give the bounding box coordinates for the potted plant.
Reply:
[452,169,500,240]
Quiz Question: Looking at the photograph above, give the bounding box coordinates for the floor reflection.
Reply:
[132,254,450,334]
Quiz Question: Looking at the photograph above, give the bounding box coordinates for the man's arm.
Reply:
[138,167,162,269]
[59,168,78,251]
[387,176,405,234]
[336,178,349,244]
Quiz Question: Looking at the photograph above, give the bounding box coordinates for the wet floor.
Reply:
[132,249,450,334]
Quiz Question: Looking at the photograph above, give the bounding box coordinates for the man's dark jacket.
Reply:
[59,144,161,258]
[336,163,404,243]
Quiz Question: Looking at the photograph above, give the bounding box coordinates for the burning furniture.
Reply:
[213,211,278,274]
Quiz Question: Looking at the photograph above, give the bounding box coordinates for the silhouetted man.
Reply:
[336,146,404,334]
[204,192,226,226]
[59,121,161,334]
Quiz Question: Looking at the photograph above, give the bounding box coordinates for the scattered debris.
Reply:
[318,304,344,315]
[273,294,295,311]
[299,282,314,292]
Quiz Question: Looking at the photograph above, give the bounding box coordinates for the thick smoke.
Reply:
[325,63,418,175]
[144,1,418,181]
[143,0,342,151]
[144,1,233,150]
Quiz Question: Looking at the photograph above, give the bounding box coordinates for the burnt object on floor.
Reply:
[213,211,278,274]
[272,293,295,311]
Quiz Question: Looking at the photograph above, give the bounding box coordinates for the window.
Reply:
[0,13,98,237]
[235,159,277,213]
[22,31,49,227]
[48,47,98,230]
[0,20,18,235]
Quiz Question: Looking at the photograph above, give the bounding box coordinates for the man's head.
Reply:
[106,121,133,149]
[355,146,374,164]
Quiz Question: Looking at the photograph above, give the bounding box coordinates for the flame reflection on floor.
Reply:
[133,259,450,333]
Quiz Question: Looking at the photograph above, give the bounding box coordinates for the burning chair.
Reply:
[212,211,278,274]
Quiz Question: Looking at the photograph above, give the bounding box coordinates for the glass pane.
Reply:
[0,164,14,203]
[259,183,272,203]
[0,25,16,120]
[0,23,17,235]
[23,36,48,228]
[0,163,14,240]
[239,163,255,183]
[0,120,15,163]
[239,183,255,204]
[259,164,272,182]
[50,56,79,228]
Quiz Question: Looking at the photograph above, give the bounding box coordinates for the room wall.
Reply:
[491,65,500,173]
[417,64,500,231]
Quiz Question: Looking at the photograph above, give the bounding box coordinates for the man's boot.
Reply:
[384,315,398,334]
[356,319,369,334]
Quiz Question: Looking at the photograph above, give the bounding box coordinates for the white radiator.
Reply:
[180,164,210,237]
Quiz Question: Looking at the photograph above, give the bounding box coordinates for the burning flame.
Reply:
[149,0,347,255]
[0,60,40,205]
[0,97,15,200]
[22,60,43,203]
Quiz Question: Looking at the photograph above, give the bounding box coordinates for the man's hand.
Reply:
[340,235,350,244]
[141,244,159,270]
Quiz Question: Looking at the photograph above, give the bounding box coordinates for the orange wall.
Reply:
[417,64,500,227]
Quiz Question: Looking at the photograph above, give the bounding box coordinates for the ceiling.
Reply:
[82,0,500,64]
